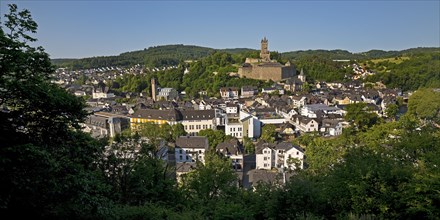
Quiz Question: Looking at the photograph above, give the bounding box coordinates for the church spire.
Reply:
[298,68,306,83]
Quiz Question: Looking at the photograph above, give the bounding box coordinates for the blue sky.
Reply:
[1,1,439,58]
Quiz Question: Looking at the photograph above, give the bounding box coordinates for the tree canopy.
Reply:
[1,4,110,218]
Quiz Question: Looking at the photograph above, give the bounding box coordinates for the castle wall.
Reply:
[239,64,296,81]
[238,66,253,78]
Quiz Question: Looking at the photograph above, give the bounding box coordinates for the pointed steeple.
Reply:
[298,68,306,83]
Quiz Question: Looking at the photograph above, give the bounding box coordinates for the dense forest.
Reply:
[364,51,440,91]
[52,46,258,70]
[2,5,440,219]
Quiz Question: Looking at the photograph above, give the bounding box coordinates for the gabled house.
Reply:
[225,115,244,139]
[361,90,380,104]
[220,87,239,99]
[92,85,115,99]
[333,95,351,105]
[226,102,239,114]
[276,106,298,120]
[156,87,179,101]
[291,115,319,133]
[275,142,304,170]
[348,94,362,103]
[175,136,209,164]
[83,112,130,138]
[275,123,296,136]
[217,139,244,171]
[180,110,216,136]
[284,78,303,92]
[320,119,343,136]
[291,96,307,108]
[241,86,258,98]
[255,141,275,170]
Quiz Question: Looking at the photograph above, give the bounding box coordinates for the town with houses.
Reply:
[3,1,439,217]
[51,39,408,188]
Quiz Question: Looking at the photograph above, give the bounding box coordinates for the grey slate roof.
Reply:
[255,140,275,154]
[176,162,197,173]
[217,139,244,156]
[180,109,215,120]
[275,142,304,153]
[85,115,108,128]
[133,108,182,121]
[176,136,209,149]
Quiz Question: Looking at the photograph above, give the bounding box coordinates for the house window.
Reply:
[186,155,189,160]
[297,152,299,155]
[179,155,182,160]
[264,157,267,161]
